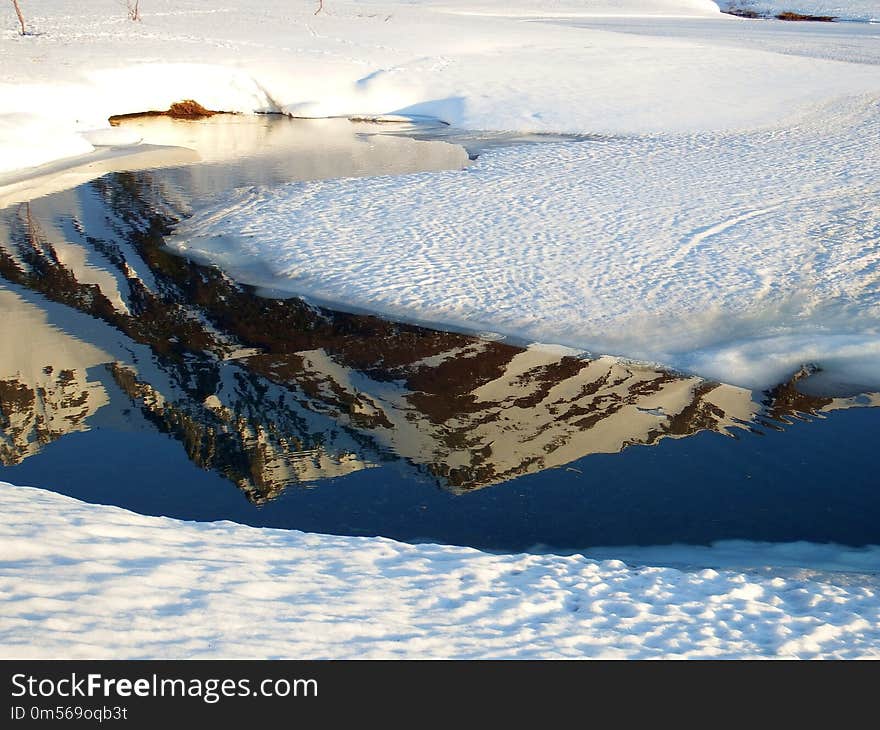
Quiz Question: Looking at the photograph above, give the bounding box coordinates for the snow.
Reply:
[1,482,878,659]
[170,94,880,390]
[0,114,94,174]
[3,0,880,659]
[417,0,722,17]
[5,2,873,386]
[2,1,880,174]
[78,126,143,147]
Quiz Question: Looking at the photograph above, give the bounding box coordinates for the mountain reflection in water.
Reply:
[0,172,875,499]
[0,117,878,551]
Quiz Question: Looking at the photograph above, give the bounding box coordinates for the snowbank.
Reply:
[2,1,880,174]
[422,0,722,17]
[1,482,878,659]
[0,114,94,174]
[169,95,880,390]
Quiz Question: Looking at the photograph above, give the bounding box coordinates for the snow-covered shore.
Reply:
[1,482,878,659]
[170,93,880,391]
[4,1,879,389]
[3,1,880,661]
[2,0,880,176]
[722,1,879,21]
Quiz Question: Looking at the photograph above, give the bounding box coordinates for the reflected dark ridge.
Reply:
[1,166,877,508]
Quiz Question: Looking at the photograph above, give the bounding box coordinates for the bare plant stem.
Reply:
[11,0,25,35]
[314,0,323,15]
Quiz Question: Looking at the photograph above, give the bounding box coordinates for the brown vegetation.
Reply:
[776,11,836,21]
[723,6,837,21]
[166,100,219,118]
[108,100,224,124]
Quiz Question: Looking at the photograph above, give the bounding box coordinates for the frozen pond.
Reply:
[1,115,878,558]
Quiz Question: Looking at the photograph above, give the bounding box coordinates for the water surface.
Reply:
[1,115,878,559]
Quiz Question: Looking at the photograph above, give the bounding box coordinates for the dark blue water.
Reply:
[4,405,878,552]
[1,115,878,555]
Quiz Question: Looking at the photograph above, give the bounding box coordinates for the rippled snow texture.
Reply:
[171,96,880,389]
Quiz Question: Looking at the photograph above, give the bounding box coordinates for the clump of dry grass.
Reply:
[108,100,223,125]
[776,11,835,21]
[166,100,218,119]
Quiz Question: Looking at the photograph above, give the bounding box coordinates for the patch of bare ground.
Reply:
[776,11,836,21]
[722,7,837,21]
[108,100,226,125]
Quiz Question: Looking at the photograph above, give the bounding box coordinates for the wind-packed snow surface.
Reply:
[1,483,879,659]
[171,95,880,390]
[2,1,880,174]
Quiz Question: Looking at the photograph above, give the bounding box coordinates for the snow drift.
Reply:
[2,0,880,174]
[1,482,878,659]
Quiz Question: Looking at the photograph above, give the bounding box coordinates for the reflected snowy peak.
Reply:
[1,158,876,502]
